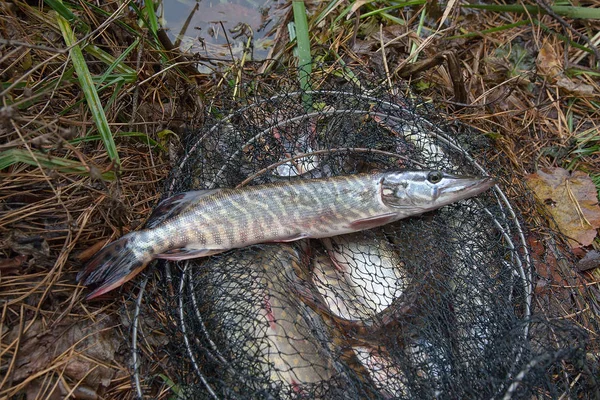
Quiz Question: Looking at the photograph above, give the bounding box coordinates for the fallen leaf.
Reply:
[577,250,600,272]
[77,239,110,261]
[347,0,369,19]
[525,167,600,248]
[535,42,595,96]
[0,254,27,271]
[536,41,562,81]
[556,77,595,96]
[9,314,122,391]
[4,231,50,258]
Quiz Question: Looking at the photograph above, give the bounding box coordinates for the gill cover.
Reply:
[379,170,495,211]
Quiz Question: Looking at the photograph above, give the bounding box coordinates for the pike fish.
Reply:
[78,170,495,298]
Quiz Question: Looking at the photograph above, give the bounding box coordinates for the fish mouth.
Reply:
[439,174,496,202]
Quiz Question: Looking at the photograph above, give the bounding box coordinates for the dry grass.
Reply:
[1,0,599,398]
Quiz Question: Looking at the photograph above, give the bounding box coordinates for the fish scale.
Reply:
[77,170,494,299]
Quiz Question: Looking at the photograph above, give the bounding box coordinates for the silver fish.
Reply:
[78,170,494,298]
[316,231,409,321]
[195,244,352,398]
[352,346,408,399]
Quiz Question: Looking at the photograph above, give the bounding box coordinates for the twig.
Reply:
[535,0,600,61]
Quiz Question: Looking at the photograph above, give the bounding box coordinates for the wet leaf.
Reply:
[525,167,600,248]
[5,232,50,259]
[535,42,595,95]
[0,254,27,272]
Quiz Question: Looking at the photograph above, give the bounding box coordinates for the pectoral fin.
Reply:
[272,233,310,243]
[155,248,225,260]
[349,213,397,230]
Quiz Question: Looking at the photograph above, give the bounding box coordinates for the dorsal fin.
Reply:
[145,189,221,228]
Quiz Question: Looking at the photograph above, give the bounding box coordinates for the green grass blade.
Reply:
[462,4,600,19]
[447,20,531,39]
[44,0,76,22]
[313,0,344,26]
[330,54,363,87]
[143,0,160,36]
[0,149,115,181]
[56,11,120,168]
[292,0,312,110]
[361,1,425,19]
[85,42,138,80]
[379,12,406,25]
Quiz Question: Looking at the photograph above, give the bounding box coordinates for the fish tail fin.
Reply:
[77,233,150,299]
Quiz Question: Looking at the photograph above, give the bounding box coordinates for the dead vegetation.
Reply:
[1,0,599,398]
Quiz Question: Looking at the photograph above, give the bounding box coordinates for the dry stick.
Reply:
[379,23,393,91]
[535,0,600,62]
[19,59,73,133]
[0,38,67,53]
[124,61,198,94]
[50,205,99,328]
[174,2,200,49]
[0,47,32,76]
[565,179,592,228]
[0,45,31,68]
[393,27,454,76]
[350,7,361,49]
[5,123,74,317]
[129,39,143,132]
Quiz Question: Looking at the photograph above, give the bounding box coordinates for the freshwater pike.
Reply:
[78,170,494,298]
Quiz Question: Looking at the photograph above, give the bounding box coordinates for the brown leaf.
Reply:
[9,314,121,390]
[577,250,600,272]
[556,77,595,96]
[536,42,562,81]
[525,167,600,248]
[0,254,27,271]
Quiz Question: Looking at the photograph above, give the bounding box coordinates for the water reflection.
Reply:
[157,0,285,62]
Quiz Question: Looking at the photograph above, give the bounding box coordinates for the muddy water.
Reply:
[157,0,286,62]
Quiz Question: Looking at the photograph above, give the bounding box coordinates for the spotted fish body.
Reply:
[78,170,495,298]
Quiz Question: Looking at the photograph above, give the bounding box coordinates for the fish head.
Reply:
[379,170,495,213]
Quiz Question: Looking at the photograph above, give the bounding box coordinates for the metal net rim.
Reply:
[130,90,534,399]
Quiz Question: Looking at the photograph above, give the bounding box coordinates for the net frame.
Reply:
[125,68,591,399]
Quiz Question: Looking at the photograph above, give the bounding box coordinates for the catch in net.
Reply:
[127,67,596,399]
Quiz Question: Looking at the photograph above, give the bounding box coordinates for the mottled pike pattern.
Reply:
[78,170,495,298]
[147,174,380,251]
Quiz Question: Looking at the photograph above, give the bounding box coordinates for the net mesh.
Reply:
[125,67,598,399]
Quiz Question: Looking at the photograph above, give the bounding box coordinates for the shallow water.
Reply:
[157,0,286,62]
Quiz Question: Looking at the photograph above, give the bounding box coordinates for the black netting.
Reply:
[126,67,598,399]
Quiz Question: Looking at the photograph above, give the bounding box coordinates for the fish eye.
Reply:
[427,171,443,184]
